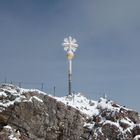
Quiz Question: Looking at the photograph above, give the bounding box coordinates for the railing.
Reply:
[0,79,56,96]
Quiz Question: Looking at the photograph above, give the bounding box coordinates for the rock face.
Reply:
[82,102,140,140]
[0,84,140,140]
[0,84,85,140]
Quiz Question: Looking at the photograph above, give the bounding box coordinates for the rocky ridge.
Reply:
[0,84,140,140]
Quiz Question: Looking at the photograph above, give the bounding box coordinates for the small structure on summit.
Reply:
[62,36,78,95]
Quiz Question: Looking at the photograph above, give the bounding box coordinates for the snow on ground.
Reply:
[29,96,43,102]
[120,118,134,126]
[0,84,140,138]
[97,97,119,111]
[55,92,140,138]
[103,120,123,131]
[20,88,47,95]
[55,93,99,116]
[0,84,45,112]
[134,135,140,140]
[124,124,140,134]
[0,84,130,118]
[1,125,21,140]
[55,93,127,117]
[0,84,134,120]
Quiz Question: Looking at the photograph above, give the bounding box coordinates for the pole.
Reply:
[19,82,21,88]
[63,36,78,96]
[4,77,7,83]
[41,83,44,91]
[53,86,56,96]
[68,59,72,95]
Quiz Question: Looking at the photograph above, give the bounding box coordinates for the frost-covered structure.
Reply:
[62,36,78,95]
[63,36,78,52]
[0,84,140,140]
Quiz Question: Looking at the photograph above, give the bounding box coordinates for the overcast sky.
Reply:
[0,0,140,112]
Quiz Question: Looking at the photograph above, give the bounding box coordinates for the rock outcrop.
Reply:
[82,98,140,140]
[0,84,140,140]
[0,84,85,140]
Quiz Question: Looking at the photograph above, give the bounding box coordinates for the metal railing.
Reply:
[0,79,57,96]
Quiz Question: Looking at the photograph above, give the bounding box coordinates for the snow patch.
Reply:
[134,135,140,140]
[84,122,95,129]
[120,118,134,126]
[3,125,21,140]
[29,96,43,102]
[56,93,99,116]
[0,84,45,112]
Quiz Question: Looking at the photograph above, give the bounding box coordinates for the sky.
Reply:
[0,0,140,112]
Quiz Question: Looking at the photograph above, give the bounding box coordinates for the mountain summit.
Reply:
[0,84,140,140]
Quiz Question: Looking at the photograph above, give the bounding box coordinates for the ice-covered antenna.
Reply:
[62,36,78,95]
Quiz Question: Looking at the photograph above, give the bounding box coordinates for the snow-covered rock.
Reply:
[56,93,99,116]
[0,125,21,140]
[134,135,140,140]
[55,93,140,139]
[0,84,140,140]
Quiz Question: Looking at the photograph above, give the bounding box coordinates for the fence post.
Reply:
[41,83,44,91]
[53,86,56,96]
[19,82,21,88]
[4,78,7,83]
